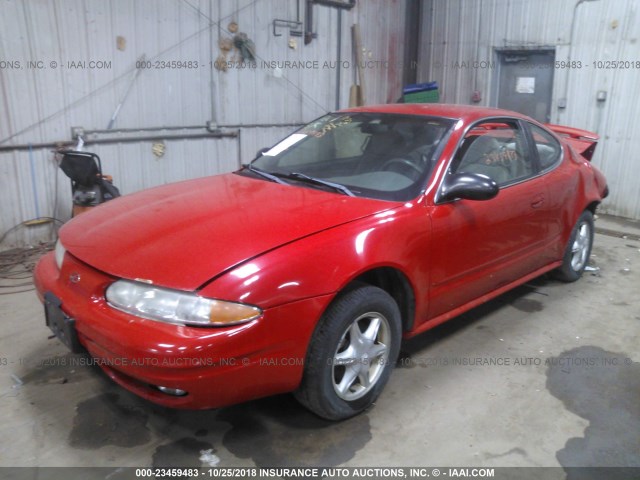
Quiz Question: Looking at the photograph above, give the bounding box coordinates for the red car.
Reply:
[34,104,608,420]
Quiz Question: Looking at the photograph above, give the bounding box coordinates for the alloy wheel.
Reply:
[331,312,391,401]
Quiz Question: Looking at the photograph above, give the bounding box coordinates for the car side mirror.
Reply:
[440,173,499,202]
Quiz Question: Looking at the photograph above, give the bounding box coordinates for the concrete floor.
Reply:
[0,215,638,470]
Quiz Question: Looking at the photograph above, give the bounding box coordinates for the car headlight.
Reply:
[105,280,262,327]
[54,239,66,269]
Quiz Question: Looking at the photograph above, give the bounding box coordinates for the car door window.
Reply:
[451,120,534,186]
[529,123,562,171]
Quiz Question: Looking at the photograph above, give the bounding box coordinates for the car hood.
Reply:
[60,173,393,290]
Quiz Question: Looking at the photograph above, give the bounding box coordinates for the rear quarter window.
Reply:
[529,123,562,171]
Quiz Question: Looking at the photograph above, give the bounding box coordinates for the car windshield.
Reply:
[243,113,454,201]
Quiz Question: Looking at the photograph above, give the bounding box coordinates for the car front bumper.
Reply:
[33,251,330,409]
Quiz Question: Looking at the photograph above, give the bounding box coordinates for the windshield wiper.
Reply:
[242,164,288,185]
[286,172,355,197]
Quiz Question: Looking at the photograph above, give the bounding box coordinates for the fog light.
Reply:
[157,386,188,396]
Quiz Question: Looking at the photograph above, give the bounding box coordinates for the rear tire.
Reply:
[553,210,594,282]
[294,286,401,420]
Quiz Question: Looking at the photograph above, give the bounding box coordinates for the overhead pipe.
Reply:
[0,131,238,153]
[305,0,355,44]
[335,9,343,110]
[560,0,601,110]
[82,123,303,136]
[313,0,355,9]
[304,0,315,45]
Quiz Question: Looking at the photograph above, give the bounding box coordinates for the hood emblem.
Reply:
[69,273,81,284]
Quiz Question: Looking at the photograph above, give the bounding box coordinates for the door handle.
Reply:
[530,194,545,208]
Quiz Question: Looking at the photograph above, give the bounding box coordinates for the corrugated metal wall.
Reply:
[0,0,406,248]
[418,0,640,220]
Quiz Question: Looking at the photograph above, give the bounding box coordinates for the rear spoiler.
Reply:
[544,124,599,161]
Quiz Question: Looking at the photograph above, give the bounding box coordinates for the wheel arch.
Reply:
[342,267,416,332]
[585,200,600,215]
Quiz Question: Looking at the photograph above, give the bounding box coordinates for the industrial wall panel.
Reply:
[0,0,407,248]
[418,0,640,219]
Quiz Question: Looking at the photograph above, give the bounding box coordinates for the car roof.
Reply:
[340,103,532,124]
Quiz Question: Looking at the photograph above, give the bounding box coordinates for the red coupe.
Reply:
[34,104,608,420]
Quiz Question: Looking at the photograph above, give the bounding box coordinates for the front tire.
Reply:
[294,286,402,420]
[553,210,594,282]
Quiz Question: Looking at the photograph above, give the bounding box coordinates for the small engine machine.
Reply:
[57,150,121,217]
